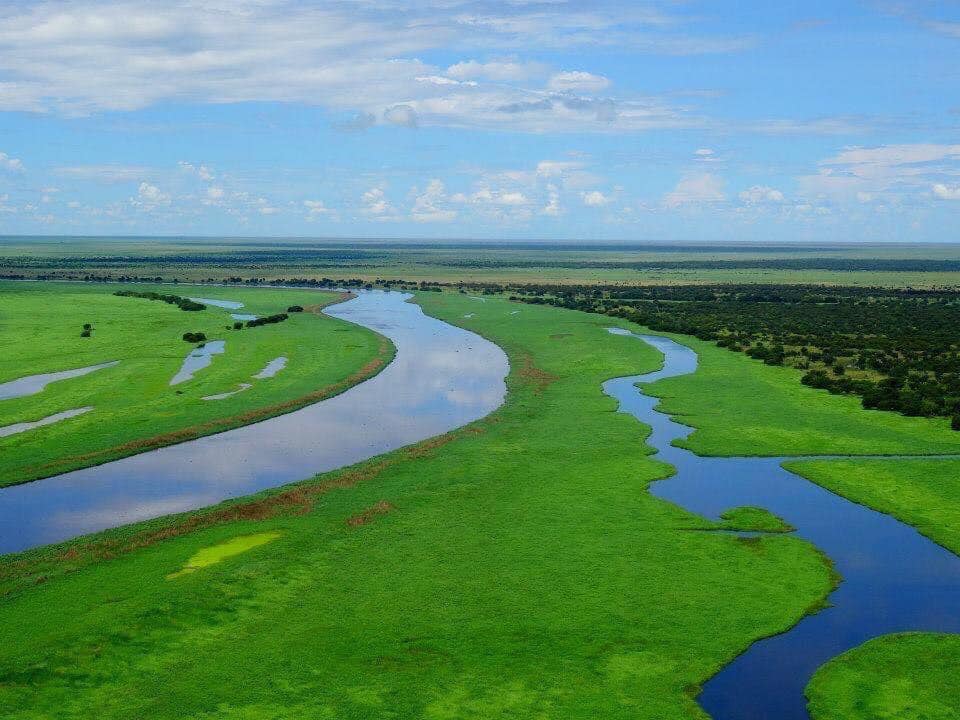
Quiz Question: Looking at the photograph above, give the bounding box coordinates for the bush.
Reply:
[287,305,304,312]
[246,313,288,328]
[182,332,207,343]
[80,328,91,338]
[952,415,960,431]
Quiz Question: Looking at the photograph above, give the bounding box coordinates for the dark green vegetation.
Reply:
[0,294,835,719]
[4,236,960,288]
[515,283,960,429]
[244,312,288,328]
[0,282,390,486]
[806,633,960,720]
[113,289,206,311]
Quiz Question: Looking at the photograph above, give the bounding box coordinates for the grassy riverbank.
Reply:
[645,336,960,456]
[806,633,960,720]
[0,293,834,719]
[0,281,391,485]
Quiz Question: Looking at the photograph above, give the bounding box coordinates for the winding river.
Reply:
[0,291,508,554]
[3,293,959,719]
[604,330,960,720]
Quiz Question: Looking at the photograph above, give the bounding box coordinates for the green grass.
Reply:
[0,281,391,485]
[783,458,960,555]
[806,633,960,720]
[0,293,834,720]
[717,506,795,533]
[644,335,960,456]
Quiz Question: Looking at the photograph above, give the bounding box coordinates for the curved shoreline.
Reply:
[0,291,509,555]
[603,329,960,720]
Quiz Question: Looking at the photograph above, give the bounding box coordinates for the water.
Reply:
[0,361,119,400]
[202,384,251,401]
[0,291,508,554]
[188,297,245,310]
[0,407,93,438]
[231,313,258,322]
[603,330,960,720]
[169,340,226,386]
[253,356,287,379]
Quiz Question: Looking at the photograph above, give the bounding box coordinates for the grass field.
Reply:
[806,633,960,720]
[0,293,834,720]
[0,282,391,486]
[644,336,960,457]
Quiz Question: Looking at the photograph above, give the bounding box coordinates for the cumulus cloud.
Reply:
[663,173,726,207]
[361,187,392,217]
[179,161,214,181]
[131,181,169,208]
[548,71,610,93]
[303,199,334,217]
[933,183,960,200]
[0,1,740,133]
[739,185,785,204]
[383,104,418,128]
[542,184,562,215]
[0,152,23,172]
[411,179,456,222]
[581,190,611,207]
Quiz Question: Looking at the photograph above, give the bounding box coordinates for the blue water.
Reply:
[0,291,508,554]
[603,330,960,720]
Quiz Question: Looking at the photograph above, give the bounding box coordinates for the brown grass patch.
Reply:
[517,354,559,393]
[346,500,395,527]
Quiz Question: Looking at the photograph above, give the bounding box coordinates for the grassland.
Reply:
[0,282,391,485]
[806,633,960,720]
[645,335,960,456]
[5,236,960,288]
[0,293,834,720]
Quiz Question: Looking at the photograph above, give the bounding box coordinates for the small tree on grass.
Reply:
[182,331,207,343]
[287,305,304,313]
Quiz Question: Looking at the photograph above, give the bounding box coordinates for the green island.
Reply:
[0,281,391,486]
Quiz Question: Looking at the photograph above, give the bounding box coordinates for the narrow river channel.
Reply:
[0,291,508,554]
[604,330,960,720]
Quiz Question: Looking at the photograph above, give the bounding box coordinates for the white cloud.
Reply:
[542,184,562,216]
[132,181,170,208]
[383,104,418,128]
[0,152,23,172]
[411,179,457,222]
[663,173,726,207]
[582,190,611,207]
[258,205,278,215]
[739,185,784,204]
[179,161,214,181]
[536,160,585,178]
[694,148,715,157]
[54,164,148,183]
[361,187,393,217]
[548,71,610,93]
[446,59,547,82]
[0,1,738,134]
[303,199,334,217]
[933,183,960,200]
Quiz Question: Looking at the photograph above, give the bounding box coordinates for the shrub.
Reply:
[287,305,304,312]
[182,332,207,343]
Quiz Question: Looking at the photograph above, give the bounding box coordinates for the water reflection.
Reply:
[169,340,226,386]
[604,330,960,720]
[0,361,119,400]
[0,407,93,438]
[0,291,508,554]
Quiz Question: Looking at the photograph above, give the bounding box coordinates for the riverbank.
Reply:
[0,282,390,486]
[0,293,831,719]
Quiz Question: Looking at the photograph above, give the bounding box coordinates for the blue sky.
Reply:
[0,0,959,241]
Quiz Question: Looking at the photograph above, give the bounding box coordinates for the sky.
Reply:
[0,0,959,242]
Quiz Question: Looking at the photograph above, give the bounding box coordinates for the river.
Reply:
[0,291,508,554]
[604,330,960,720]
